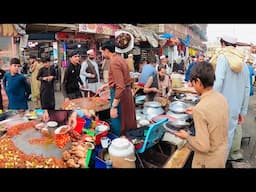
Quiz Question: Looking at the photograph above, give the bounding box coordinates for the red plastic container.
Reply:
[74,117,86,134]
[95,131,108,145]
[95,121,110,145]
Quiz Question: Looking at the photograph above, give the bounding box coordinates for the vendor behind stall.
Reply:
[143,64,172,101]
[97,40,137,136]
[42,109,94,128]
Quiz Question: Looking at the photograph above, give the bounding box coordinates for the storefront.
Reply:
[26,33,56,61]
[55,32,93,68]
[78,24,120,58]
[0,24,18,69]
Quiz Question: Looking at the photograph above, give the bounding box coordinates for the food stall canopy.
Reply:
[119,24,159,48]
[0,24,18,36]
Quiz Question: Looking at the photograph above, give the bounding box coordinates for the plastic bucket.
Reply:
[74,117,86,134]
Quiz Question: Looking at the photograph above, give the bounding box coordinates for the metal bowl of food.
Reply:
[55,125,71,134]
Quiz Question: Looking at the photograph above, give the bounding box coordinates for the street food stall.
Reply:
[0,108,194,168]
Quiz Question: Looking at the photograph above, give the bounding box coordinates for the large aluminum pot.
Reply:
[169,101,188,113]
[143,101,164,121]
[143,107,164,116]
[144,101,162,108]
[166,111,190,121]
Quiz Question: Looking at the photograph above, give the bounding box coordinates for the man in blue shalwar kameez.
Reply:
[210,35,250,159]
[3,58,31,110]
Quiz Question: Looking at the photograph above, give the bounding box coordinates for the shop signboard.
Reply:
[56,32,91,41]
[78,24,120,36]
[52,41,58,64]
[62,42,67,68]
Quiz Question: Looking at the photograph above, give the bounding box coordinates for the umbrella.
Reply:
[159,33,174,39]
[179,35,191,46]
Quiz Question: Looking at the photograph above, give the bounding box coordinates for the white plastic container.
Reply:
[108,138,136,168]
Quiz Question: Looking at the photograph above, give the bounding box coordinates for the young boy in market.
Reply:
[37,57,56,109]
[3,58,31,110]
[174,61,229,168]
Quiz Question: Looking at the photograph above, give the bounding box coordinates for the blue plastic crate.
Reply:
[95,155,107,168]
[94,133,118,168]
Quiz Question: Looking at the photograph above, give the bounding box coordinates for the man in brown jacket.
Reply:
[175,61,229,168]
[97,40,137,136]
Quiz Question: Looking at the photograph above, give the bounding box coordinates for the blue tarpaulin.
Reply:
[179,35,191,46]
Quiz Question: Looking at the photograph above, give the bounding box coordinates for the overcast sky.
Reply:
[207,24,256,44]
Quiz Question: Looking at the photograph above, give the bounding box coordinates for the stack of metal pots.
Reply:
[167,101,190,121]
[142,101,164,121]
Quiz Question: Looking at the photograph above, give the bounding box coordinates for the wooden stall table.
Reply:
[163,145,192,168]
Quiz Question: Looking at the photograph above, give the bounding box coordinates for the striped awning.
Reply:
[0,24,18,36]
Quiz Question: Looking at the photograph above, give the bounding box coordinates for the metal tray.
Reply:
[10,128,70,158]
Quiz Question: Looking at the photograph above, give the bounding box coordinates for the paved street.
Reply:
[236,86,256,167]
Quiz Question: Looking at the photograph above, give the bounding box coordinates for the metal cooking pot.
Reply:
[143,107,164,116]
[163,120,190,131]
[144,101,162,108]
[136,112,146,121]
[166,111,190,121]
[169,101,188,113]
[143,101,164,121]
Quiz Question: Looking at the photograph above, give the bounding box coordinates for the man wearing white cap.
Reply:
[156,55,171,76]
[210,35,250,161]
[80,49,100,93]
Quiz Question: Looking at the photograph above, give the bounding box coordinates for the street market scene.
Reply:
[0,24,256,168]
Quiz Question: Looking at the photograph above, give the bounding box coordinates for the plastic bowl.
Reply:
[47,121,58,128]
[35,122,47,130]
[55,125,71,134]
[84,142,95,150]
